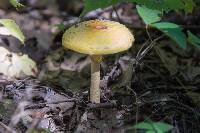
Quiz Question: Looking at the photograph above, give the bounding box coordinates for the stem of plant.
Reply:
[90,55,102,103]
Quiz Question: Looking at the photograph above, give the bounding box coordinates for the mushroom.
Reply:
[62,19,134,103]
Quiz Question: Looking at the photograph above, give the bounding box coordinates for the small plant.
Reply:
[134,120,174,133]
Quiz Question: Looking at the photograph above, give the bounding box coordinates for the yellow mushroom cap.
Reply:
[62,19,134,55]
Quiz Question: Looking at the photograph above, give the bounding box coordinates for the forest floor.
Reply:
[0,1,200,133]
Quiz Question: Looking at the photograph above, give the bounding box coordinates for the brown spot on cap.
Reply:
[87,20,108,30]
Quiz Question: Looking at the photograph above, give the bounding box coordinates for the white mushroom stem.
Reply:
[90,55,102,103]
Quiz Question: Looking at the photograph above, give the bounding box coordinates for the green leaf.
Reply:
[146,131,156,133]
[183,0,195,13]
[187,31,200,49]
[134,121,173,133]
[0,19,25,44]
[54,22,66,31]
[81,0,195,16]
[134,122,154,130]
[153,122,174,133]
[136,5,162,24]
[81,0,121,16]
[9,0,24,10]
[128,0,194,12]
[151,22,187,49]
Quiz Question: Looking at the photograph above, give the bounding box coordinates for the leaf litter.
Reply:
[0,1,200,133]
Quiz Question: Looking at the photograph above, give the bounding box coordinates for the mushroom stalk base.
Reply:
[90,55,102,103]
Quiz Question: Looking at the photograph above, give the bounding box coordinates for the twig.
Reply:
[136,35,165,63]
[0,122,15,133]
[87,102,117,109]
[126,86,138,133]
[146,25,153,42]
[112,5,123,24]
[25,111,46,133]
[101,65,119,89]
[25,98,78,109]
